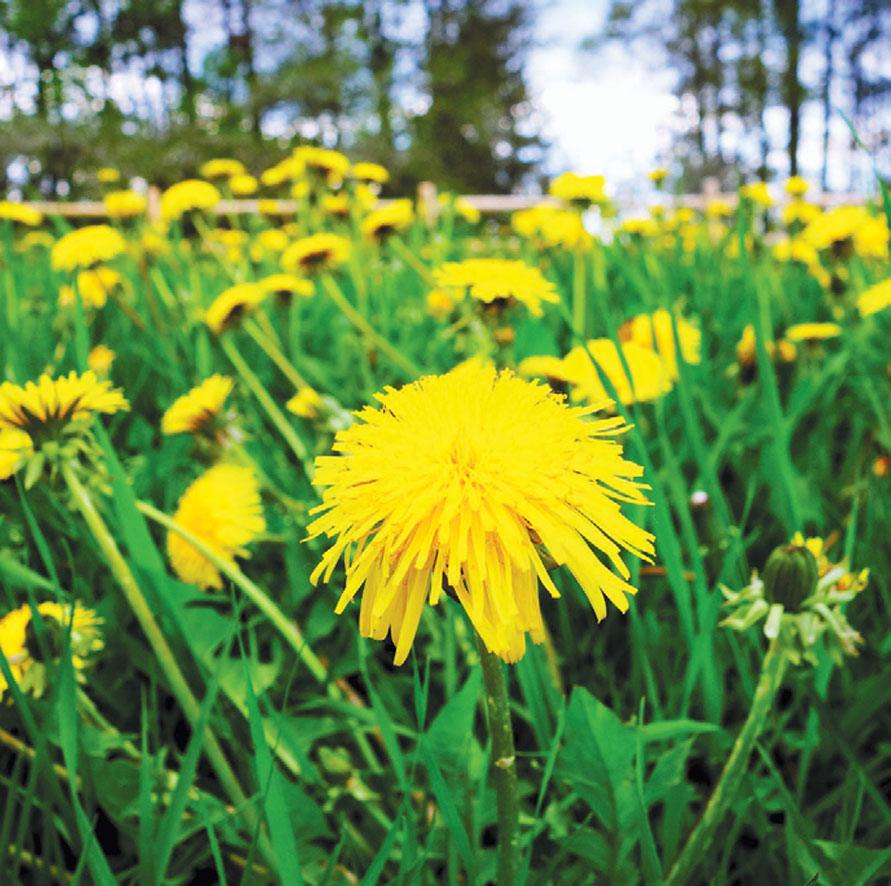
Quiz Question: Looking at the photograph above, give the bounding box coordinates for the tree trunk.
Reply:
[778,0,803,176]
[820,0,837,190]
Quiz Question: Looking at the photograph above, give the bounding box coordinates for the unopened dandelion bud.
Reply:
[762,542,819,611]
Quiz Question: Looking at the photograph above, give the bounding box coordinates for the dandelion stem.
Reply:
[665,636,788,885]
[478,637,520,886]
[244,318,309,390]
[321,275,422,380]
[219,334,313,475]
[59,463,272,861]
[572,247,587,337]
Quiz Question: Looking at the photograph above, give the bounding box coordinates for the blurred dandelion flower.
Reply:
[160,180,221,222]
[281,233,350,275]
[52,225,126,272]
[96,167,120,184]
[59,267,122,310]
[0,428,33,480]
[351,162,390,185]
[87,345,116,375]
[200,158,246,179]
[0,201,43,226]
[229,173,258,196]
[784,322,841,342]
[512,204,591,249]
[286,387,324,419]
[307,361,654,664]
[294,146,350,181]
[167,464,266,590]
[256,273,314,302]
[648,167,669,184]
[433,258,559,317]
[549,172,607,206]
[162,375,235,436]
[622,309,701,381]
[362,199,414,240]
[857,278,891,317]
[740,181,773,207]
[0,605,32,698]
[103,189,147,219]
[784,176,810,197]
[205,282,266,334]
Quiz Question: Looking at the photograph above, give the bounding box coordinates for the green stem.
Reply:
[478,638,520,886]
[388,236,435,286]
[60,463,271,861]
[321,275,422,380]
[665,637,788,886]
[219,335,313,476]
[244,318,309,390]
[572,247,587,337]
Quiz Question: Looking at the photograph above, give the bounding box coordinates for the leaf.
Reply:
[425,668,481,773]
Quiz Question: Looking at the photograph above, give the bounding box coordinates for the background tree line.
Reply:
[0,0,887,197]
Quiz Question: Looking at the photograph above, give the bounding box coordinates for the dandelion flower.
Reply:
[0,605,31,698]
[784,176,810,197]
[740,182,773,207]
[857,278,891,317]
[0,428,33,480]
[549,172,607,206]
[433,258,559,317]
[362,199,414,240]
[51,226,126,272]
[0,201,43,226]
[322,193,350,217]
[307,362,654,665]
[103,189,147,219]
[622,309,701,380]
[87,345,116,375]
[97,167,120,184]
[293,146,350,181]
[205,283,266,334]
[160,180,221,222]
[648,167,669,184]
[36,602,105,667]
[426,288,455,319]
[167,464,266,590]
[162,375,235,436]
[200,158,246,179]
[58,267,122,310]
[286,387,323,419]
[256,273,314,302]
[0,371,129,440]
[281,233,350,275]
[16,231,54,252]
[230,173,258,196]
[784,322,841,342]
[351,162,389,185]
[512,205,591,249]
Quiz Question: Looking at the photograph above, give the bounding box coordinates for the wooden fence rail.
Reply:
[15,180,867,221]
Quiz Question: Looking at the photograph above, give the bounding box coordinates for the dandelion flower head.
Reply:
[281,233,350,275]
[162,375,235,436]
[160,180,221,222]
[167,464,266,590]
[307,362,655,665]
[200,158,246,179]
[433,258,559,317]
[362,199,414,240]
[205,282,266,334]
[103,190,147,219]
[857,278,891,317]
[51,225,126,272]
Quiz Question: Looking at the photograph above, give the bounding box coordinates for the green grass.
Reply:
[0,189,889,885]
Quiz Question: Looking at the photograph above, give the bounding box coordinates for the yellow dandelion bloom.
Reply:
[782,201,820,226]
[857,278,891,317]
[705,199,732,219]
[853,216,889,260]
[784,176,810,197]
[205,283,266,334]
[230,173,258,196]
[200,158,246,179]
[622,309,701,380]
[0,201,43,226]
[433,258,559,317]
[648,167,669,184]
[563,340,672,406]
[0,371,128,438]
[619,217,659,237]
[322,193,350,217]
[160,180,221,222]
[36,601,105,665]
[785,322,841,342]
[351,162,390,185]
[257,199,290,216]
[250,229,289,262]
[97,167,120,184]
[87,345,116,375]
[16,231,54,252]
[103,189,147,219]
[281,233,350,275]
[161,375,235,436]
[512,204,591,249]
[361,199,414,240]
[167,464,266,590]
[59,267,122,310]
[802,205,870,251]
[736,324,796,370]
[307,362,654,664]
[286,387,324,419]
[293,146,350,181]
[0,605,32,698]
[256,273,314,301]
[51,225,126,272]
[426,288,455,319]
[549,172,607,205]
[0,428,33,480]
[740,181,773,207]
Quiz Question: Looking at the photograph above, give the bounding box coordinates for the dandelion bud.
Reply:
[762,542,819,611]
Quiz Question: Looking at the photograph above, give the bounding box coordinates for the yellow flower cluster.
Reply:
[52,225,126,272]
[160,179,221,221]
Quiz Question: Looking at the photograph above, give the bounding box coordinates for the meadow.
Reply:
[0,154,890,885]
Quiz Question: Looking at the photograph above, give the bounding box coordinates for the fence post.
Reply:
[417,180,439,225]
[147,185,162,223]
